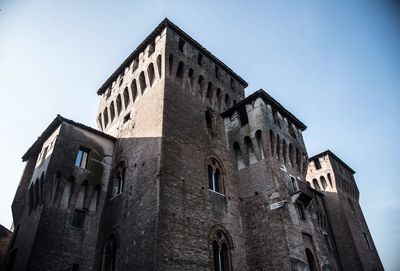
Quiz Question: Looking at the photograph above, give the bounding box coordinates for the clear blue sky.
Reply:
[0,1,399,270]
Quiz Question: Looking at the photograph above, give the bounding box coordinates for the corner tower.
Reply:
[306,150,384,271]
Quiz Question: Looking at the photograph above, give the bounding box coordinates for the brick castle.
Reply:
[2,19,383,271]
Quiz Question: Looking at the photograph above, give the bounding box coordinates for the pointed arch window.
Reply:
[207,159,224,194]
[116,94,122,116]
[233,142,245,170]
[123,87,130,108]
[255,130,264,160]
[211,229,233,271]
[131,79,138,102]
[139,71,147,93]
[147,63,156,86]
[156,54,162,78]
[244,136,257,165]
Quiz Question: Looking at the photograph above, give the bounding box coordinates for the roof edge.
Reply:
[309,149,356,174]
[221,89,307,131]
[97,18,248,95]
[22,115,116,162]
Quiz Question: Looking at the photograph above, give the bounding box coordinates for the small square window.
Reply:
[72,209,85,228]
[75,147,90,169]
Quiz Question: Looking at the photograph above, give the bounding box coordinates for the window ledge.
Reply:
[209,189,225,197]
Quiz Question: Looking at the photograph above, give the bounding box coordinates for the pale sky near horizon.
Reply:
[0,1,399,270]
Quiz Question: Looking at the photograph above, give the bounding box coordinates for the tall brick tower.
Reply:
[307,151,384,271]
[3,18,383,271]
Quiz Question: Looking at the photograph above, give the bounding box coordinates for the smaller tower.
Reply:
[306,150,384,271]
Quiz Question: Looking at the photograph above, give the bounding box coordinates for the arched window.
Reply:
[89,184,101,212]
[216,89,222,110]
[139,71,147,93]
[110,101,115,121]
[289,143,294,166]
[176,61,185,80]
[233,142,245,170]
[98,113,103,130]
[168,54,174,75]
[116,94,122,116]
[205,110,214,131]
[269,130,275,157]
[123,87,130,109]
[244,136,257,165]
[188,68,194,92]
[282,139,287,164]
[206,82,213,105]
[101,235,118,271]
[224,94,231,108]
[197,76,205,96]
[208,162,222,194]
[75,180,88,209]
[320,176,328,191]
[305,248,317,271]
[131,79,138,102]
[255,130,264,160]
[327,173,333,187]
[113,162,126,197]
[60,176,75,209]
[312,178,321,191]
[276,134,281,160]
[103,108,109,128]
[210,228,233,271]
[156,54,162,78]
[147,63,156,86]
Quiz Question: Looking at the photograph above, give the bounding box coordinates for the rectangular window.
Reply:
[198,53,203,65]
[72,209,85,228]
[72,264,80,271]
[238,106,249,126]
[314,158,322,170]
[178,38,186,52]
[75,147,90,169]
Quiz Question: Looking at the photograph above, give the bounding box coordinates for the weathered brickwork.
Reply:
[2,18,383,271]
